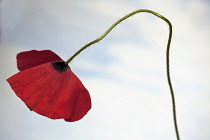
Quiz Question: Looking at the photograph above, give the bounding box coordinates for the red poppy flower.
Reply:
[7,50,91,122]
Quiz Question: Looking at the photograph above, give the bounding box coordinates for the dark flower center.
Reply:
[51,61,67,73]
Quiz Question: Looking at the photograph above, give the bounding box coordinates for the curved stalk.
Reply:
[65,9,180,140]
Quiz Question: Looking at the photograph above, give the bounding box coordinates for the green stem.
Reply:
[66,9,180,140]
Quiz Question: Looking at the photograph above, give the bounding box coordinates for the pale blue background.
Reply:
[0,0,210,140]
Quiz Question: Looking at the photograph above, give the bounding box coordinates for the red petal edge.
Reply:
[17,50,63,71]
[7,62,91,122]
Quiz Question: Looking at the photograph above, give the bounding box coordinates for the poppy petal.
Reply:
[64,88,92,122]
[17,50,63,71]
[7,62,91,121]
